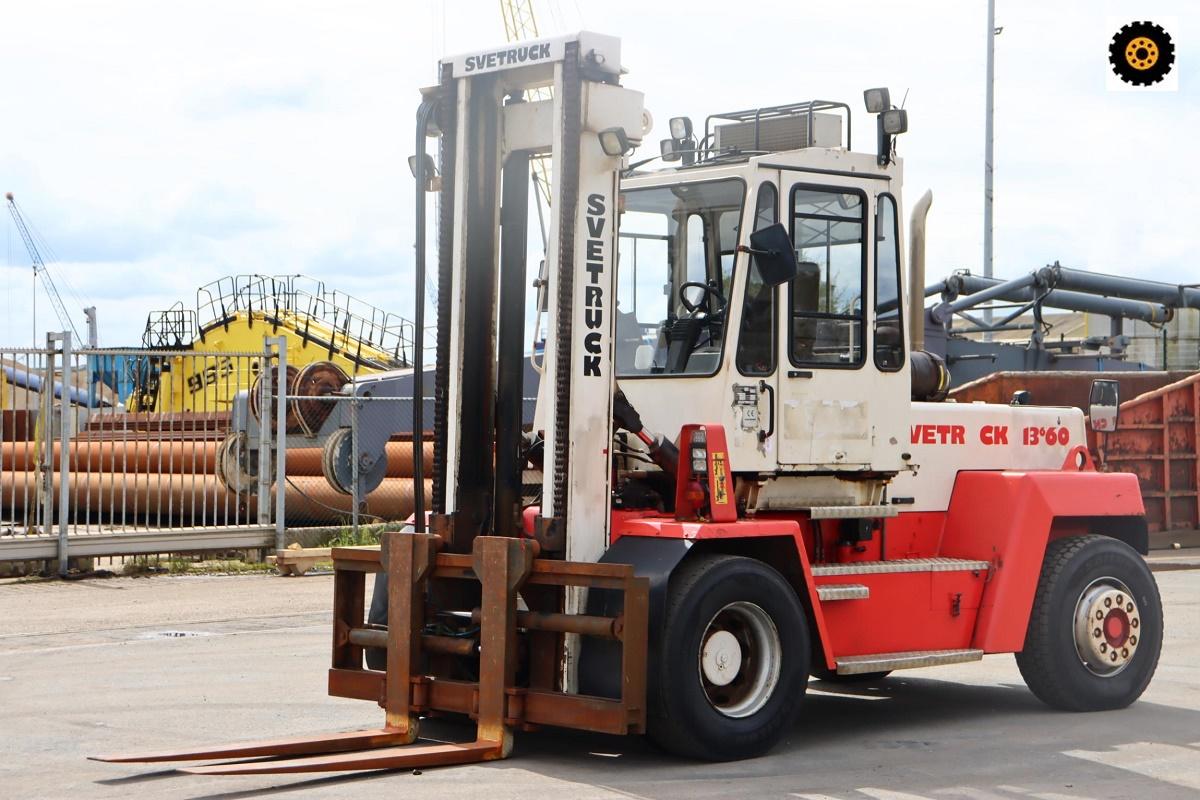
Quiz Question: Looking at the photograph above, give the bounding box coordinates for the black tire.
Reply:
[1109,21,1175,86]
[648,554,809,761]
[1016,535,1162,712]
[810,665,891,683]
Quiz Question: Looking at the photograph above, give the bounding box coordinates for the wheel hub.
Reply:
[1125,37,1159,70]
[701,630,742,687]
[697,601,782,718]
[1074,578,1140,676]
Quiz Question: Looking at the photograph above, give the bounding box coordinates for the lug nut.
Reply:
[1116,595,1124,605]
[1104,597,1112,608]
[1110,652,1118,661]
[1100,643,1107,652]
[1122,648,1129,658]
[1127,603,1134,613]
[1131,618,1139,628]
[1097,610,1104,620]
[1130,635,1137,645]
[1093,627,1102,638]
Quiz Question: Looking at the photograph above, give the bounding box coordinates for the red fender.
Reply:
[941,469,1145,653]
[611,516,837,669]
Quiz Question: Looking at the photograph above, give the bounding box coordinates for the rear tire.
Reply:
[648,554,809,761]
[1016,535,1162,711]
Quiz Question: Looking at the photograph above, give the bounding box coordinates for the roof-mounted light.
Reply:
[881,109,908,135]
[863,87,890,114]
[660,137,683,162]
[669,116,693,141]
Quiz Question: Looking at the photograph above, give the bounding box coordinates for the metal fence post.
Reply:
[256,339,273,527]
[40,335,56,540]
[350,395,360,536]
[273,336,287,551]
[56,332,72,576]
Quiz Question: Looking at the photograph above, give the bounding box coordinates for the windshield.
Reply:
[615,179,746,376]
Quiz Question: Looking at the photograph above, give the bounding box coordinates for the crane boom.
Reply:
[499,0,552,211]
[5,192,82,342]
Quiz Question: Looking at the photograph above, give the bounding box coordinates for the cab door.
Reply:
[771,176,902,469]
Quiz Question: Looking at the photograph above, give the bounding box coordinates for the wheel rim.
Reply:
[1125,37,1159,70]
[697,601,781,718]
[1073,577,1141,677]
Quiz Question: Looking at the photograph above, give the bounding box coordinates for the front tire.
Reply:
[1016,535,1162,711]
[648,554,809,761]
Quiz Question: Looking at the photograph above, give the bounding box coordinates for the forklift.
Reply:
[96,30,1161,773]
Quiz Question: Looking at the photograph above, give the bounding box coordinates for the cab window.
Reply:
[874,194,904,370]
[735,181,777,376]
[615,179,746,376]
[788,186,865,367]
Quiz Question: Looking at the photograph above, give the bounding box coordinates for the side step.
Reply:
[836,648,984,675]
[812,557,991,577]
[816,583,869,601]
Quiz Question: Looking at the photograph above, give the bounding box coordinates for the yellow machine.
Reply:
[133,275,414,413]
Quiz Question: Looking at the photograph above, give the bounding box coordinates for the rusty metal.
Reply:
[384,530,442,738]
[94,533,650,773]
[250,363,301,433]
[469,607,622,639]
[950,370,1191,410]
[179,740,502,775]
[1093,372,1200,536]
[472,535,537,749]
[291,361,350,436]
[348,627,476,657]
[90,729,412,763]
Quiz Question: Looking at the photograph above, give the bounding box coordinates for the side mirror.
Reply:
[1088,379,1120,432]
[742,223,799,287]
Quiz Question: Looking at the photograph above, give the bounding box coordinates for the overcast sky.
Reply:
[1,0,1195,347]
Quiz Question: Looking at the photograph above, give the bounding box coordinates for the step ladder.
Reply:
[811,557,991,674]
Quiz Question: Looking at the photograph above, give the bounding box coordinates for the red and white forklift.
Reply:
[97,30,1161,773]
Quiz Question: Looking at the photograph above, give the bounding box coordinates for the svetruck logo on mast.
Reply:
[1108,20,1176,90]
[460,42,555,74]
[581,193,608,378]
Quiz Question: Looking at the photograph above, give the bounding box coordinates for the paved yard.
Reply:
[1,568,1198,799]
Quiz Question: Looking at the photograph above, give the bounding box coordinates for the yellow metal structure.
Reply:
[134,275,413,413]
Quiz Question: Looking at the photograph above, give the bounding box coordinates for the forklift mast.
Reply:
[423,33,645,569]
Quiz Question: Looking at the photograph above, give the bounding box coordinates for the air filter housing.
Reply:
[714,112,842,154]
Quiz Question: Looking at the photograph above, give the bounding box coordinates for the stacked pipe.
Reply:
[0,439,432,525]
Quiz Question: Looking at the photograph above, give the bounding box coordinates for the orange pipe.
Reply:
[1,440,432,478]
[0,471,430,526]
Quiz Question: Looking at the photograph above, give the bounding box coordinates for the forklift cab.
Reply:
[616,142,912,485]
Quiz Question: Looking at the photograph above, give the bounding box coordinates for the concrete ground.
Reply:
[2,569,1199,800]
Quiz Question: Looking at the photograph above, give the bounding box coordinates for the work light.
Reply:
[598,127,632,157]
[669,116,693,140]
[863,87,890,114]
[881,109,909,135]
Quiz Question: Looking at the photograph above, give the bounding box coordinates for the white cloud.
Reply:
[1,0,1196,347]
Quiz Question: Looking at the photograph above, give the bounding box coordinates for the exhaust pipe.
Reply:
[907,189,933,351]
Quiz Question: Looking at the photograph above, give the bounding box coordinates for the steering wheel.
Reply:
[679,281,726,314]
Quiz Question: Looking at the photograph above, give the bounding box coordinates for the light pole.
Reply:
[983,0,999,337]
